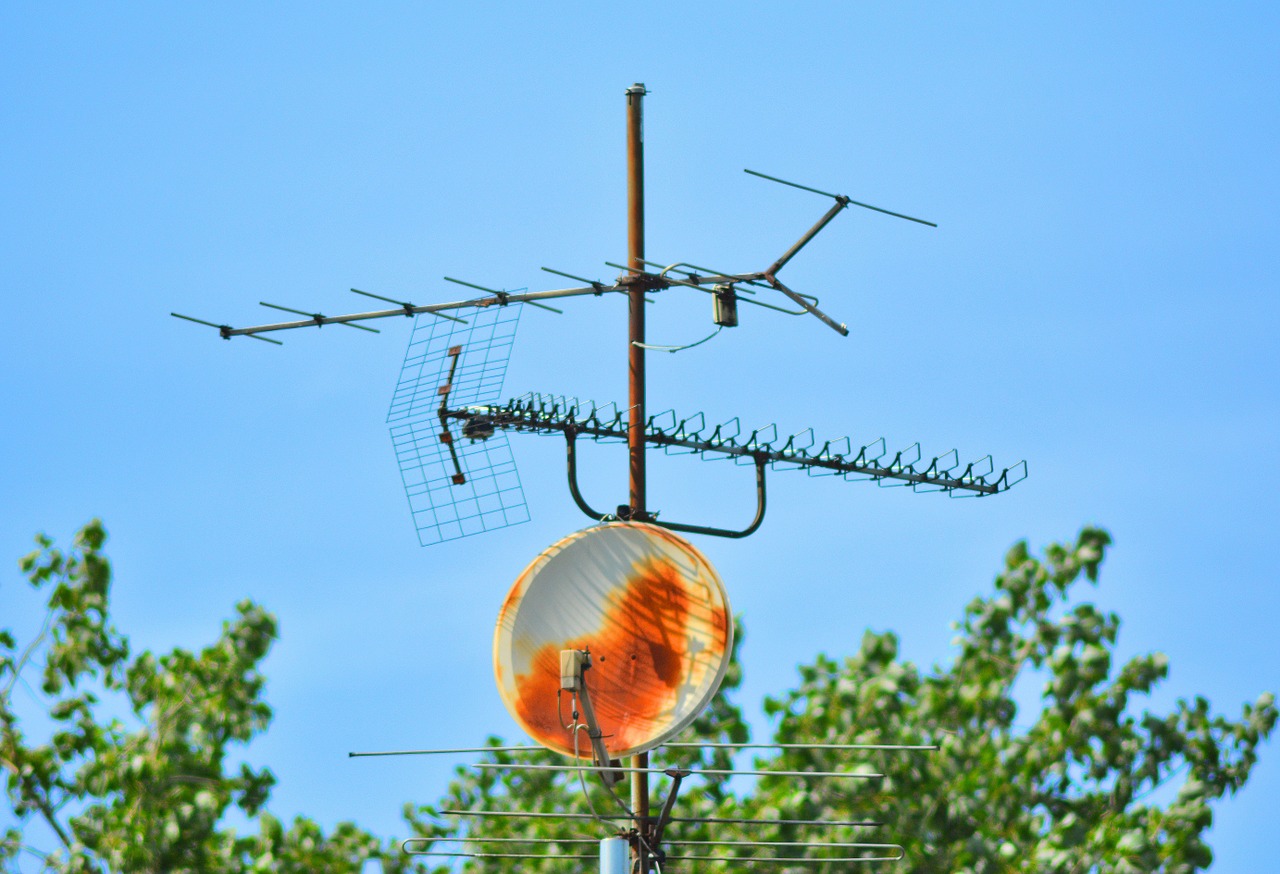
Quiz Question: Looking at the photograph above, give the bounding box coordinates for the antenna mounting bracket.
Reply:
[566,429,768,539]
[560,648,623,788]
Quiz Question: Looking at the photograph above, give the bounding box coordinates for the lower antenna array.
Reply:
[354,740,930,868]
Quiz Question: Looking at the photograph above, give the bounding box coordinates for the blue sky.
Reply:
[2,3,1277,869]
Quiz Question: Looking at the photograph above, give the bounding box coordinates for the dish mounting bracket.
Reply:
[560,648,624,788]
[566,429,768,539]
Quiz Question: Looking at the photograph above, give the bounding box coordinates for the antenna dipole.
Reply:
[625,80,652,874]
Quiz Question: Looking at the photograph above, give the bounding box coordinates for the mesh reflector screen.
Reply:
[387,304,528,546]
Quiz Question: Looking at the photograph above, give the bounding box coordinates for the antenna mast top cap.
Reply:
[494,522,732,758]
[626,83,647,96]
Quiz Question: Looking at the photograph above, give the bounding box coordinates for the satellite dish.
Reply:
[494,522,733,758]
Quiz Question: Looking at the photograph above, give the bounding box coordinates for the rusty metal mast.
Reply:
[624,81,652,874]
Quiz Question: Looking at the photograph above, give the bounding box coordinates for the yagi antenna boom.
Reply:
[172,166,920,343]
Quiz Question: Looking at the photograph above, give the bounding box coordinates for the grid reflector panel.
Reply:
[388,304,521,423]
[388,304,528,546]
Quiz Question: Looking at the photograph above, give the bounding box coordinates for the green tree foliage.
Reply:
[0,521,415,873]
[4,524,1273,872]
[408,528,1276,873]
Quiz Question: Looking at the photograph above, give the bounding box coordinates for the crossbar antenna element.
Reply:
[471,762,885,780]
[433,809,885,828]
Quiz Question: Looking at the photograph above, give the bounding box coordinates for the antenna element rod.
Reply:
[744,168,840,199]
[745,168,937,227]
[765,198,849,277]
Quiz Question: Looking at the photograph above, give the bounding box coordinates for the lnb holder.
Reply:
[559,648,623,788]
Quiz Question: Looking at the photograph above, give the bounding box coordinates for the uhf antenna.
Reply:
[173,84,1027,870]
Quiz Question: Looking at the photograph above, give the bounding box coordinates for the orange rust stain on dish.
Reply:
[511,553,729,756]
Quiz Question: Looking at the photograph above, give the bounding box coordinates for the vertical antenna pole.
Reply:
[627,82,647,515]
[625,80,650,874]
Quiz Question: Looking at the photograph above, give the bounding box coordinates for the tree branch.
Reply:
[0,715,74,855]
[25,782,73,854]
[2,605,57,697]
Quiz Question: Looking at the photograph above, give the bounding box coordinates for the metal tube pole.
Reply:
[601,837,630,874]
[625,80,650,874]
[627,82,647,515]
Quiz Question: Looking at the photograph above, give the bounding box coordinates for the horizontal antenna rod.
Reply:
[670,840,902,850]
[348,741,936,758]
[540,266,607,290]
[440,809,628,822]
[667,815,882,828]
[444,276,564,314]
[260,301,379,332]
[426,837,601,844]
[664,742,938,751]
[349,288,469,323]
[403,848,599,861]
[170,312,283,344]
[350,746,539,757]
[745,168,842,199]
[745,168,937,227]
[412,836,902,850]
[436,809,882,828]
[472,762,883,780]
[665,850,903,865]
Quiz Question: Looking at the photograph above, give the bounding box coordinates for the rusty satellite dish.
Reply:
[494,522,733,758]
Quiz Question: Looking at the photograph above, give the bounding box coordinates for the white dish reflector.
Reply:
[494,522,733,758]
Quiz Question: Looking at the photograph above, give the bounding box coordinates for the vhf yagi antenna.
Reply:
[172,83,1026,870]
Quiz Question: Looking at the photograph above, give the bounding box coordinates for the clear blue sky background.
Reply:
[2,3,1277,870]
